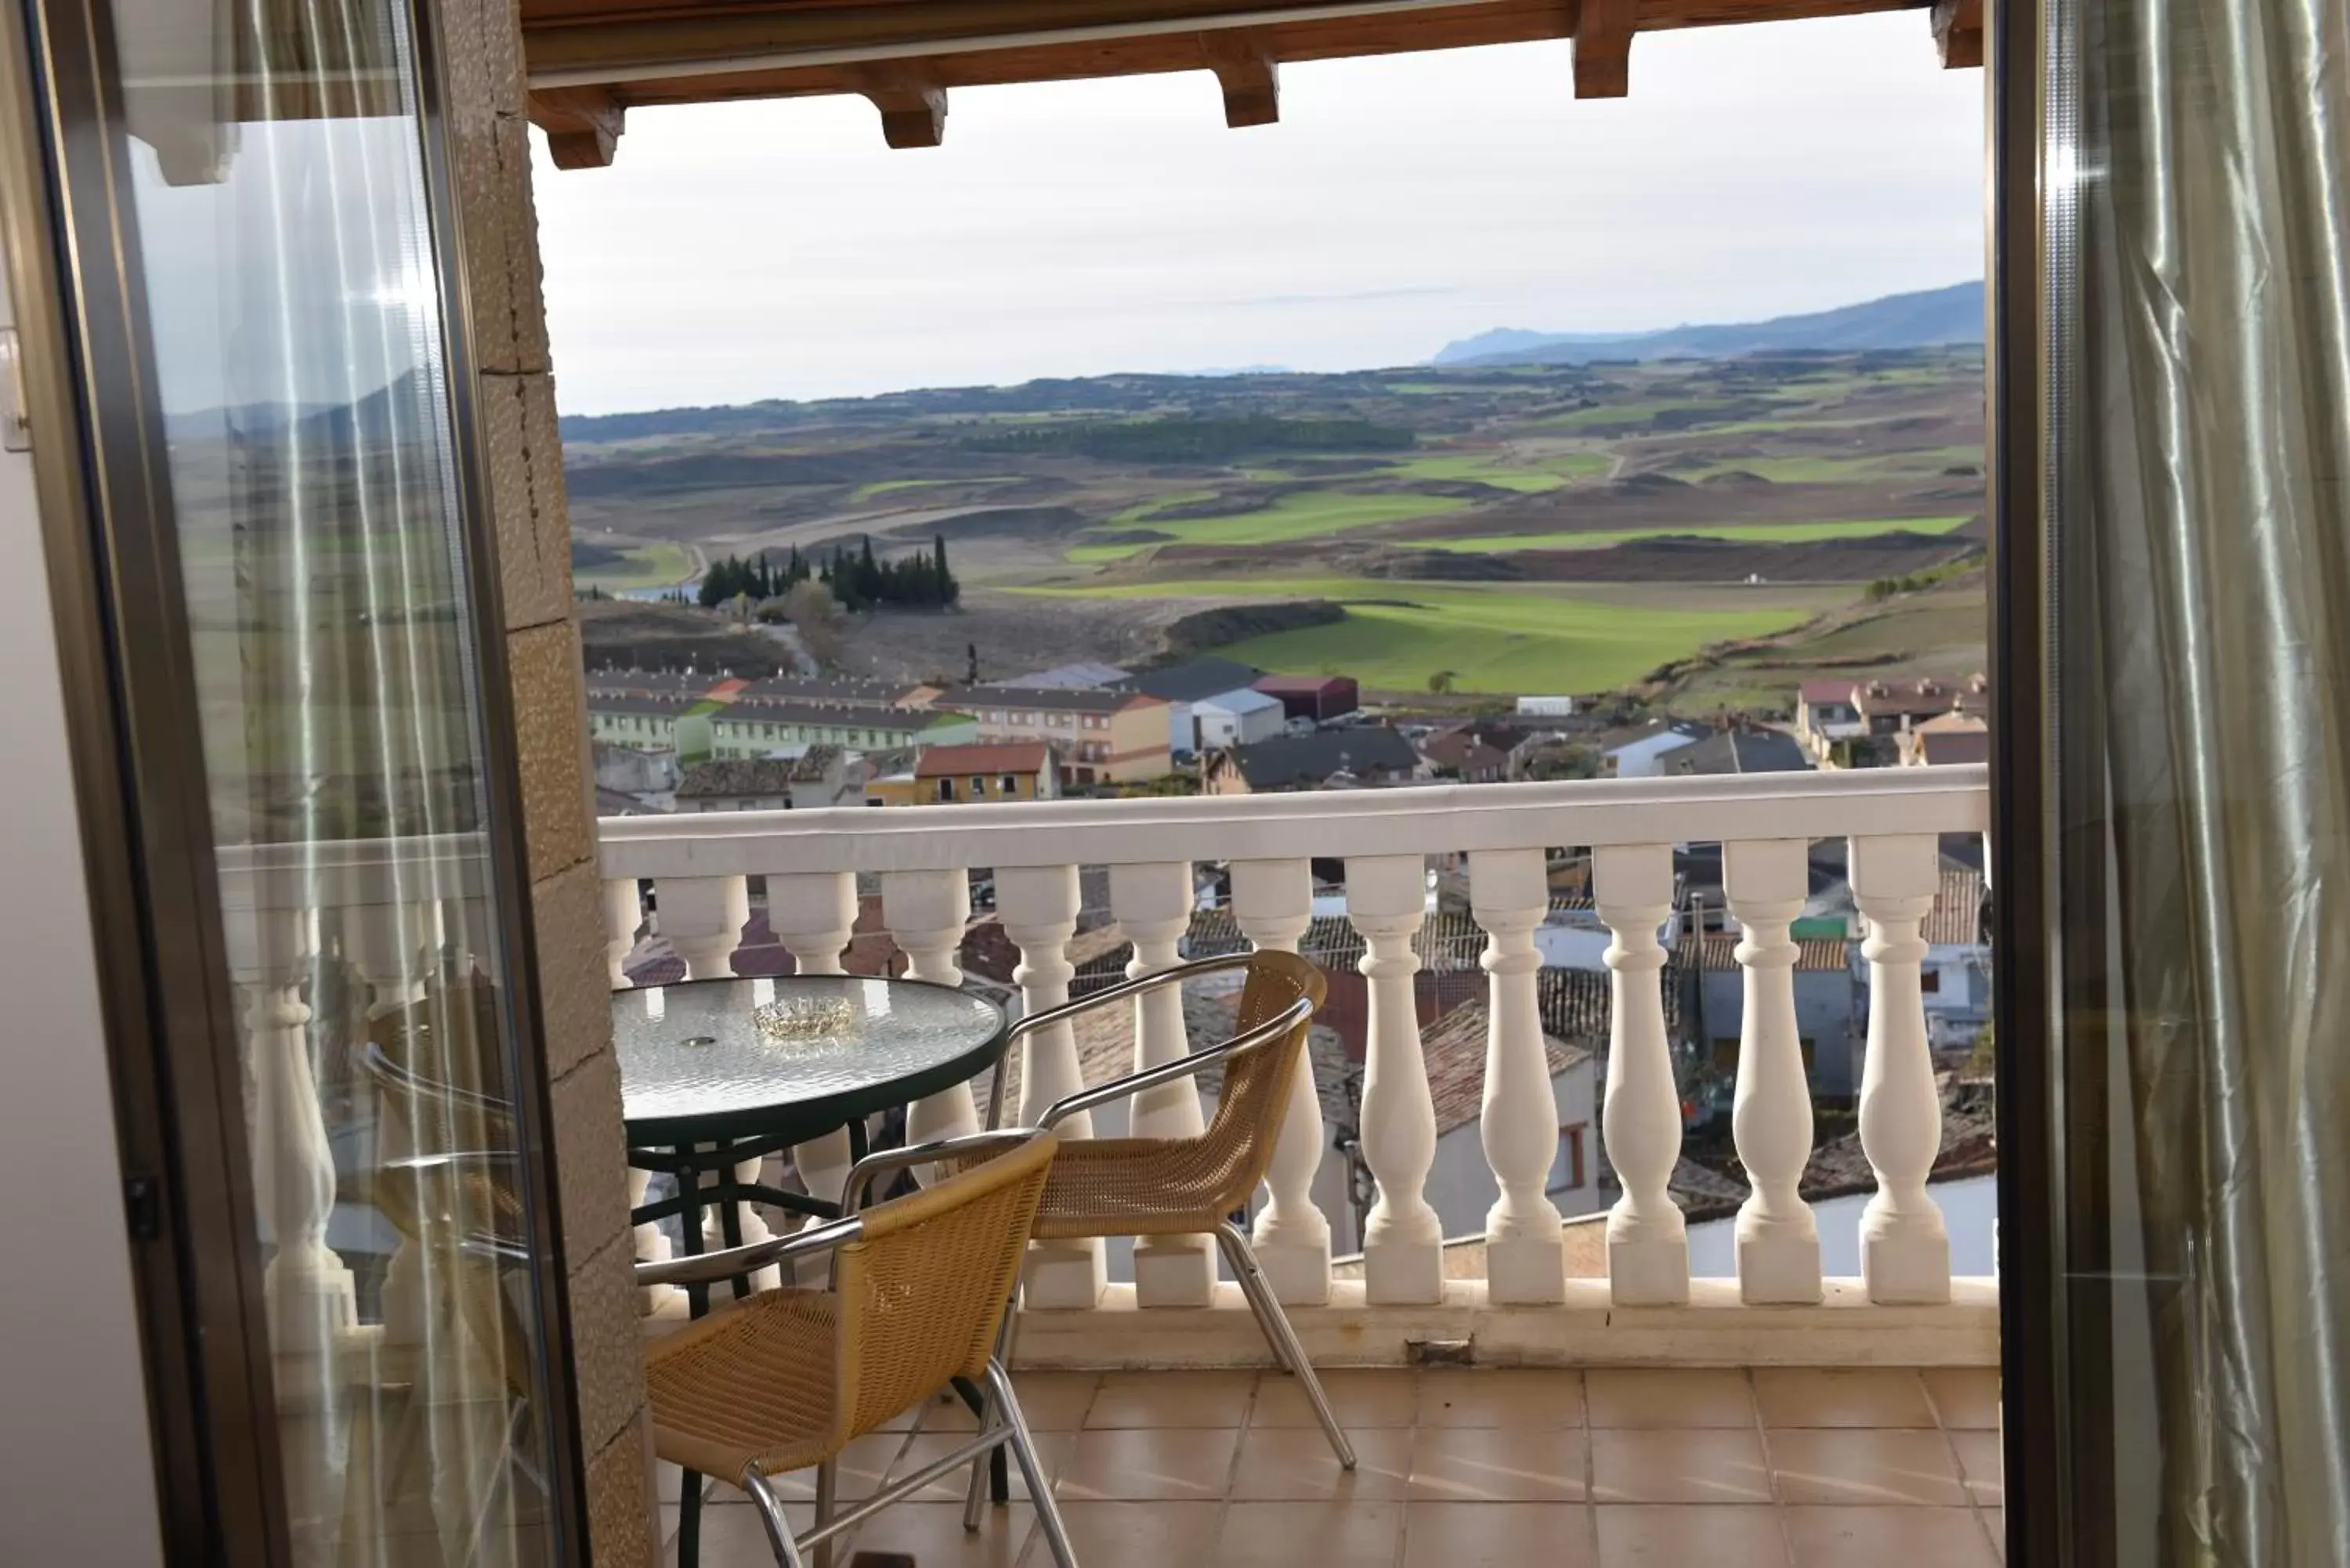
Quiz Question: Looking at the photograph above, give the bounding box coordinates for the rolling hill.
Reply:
[1431,282,1984,368]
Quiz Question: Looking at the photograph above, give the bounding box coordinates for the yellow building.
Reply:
[898,742,1061,805]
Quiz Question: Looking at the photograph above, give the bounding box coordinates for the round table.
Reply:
[614,974,1009,1303]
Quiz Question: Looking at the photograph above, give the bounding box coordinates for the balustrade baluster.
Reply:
[602,876,645,987]
[765,871,860,1245]
[1595,844,1689,1305]
[1231,858,1331,1306]
[1470,847,1565,1305]
[996,864,1104,1307]
[883,870,981,1165]
[1110,859,1216,1305]
[1724,838,1823,1304]
[655,875,770,1274]
[344,898,442,1344]
[236,907,358,1351]
[1348,854,1442,1306]
[1849,833,1952,1304]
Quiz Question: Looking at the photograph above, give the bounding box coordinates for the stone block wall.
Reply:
[438,0,658,1559]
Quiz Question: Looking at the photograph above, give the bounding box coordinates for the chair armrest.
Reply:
[839,1129,1044,1216]
[633,1215,866,1288]
[989,952,1263,1128]
[1039,994,1311,1130]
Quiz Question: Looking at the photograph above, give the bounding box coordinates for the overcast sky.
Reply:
[532,11,1981,414]
[528,12,1980,413]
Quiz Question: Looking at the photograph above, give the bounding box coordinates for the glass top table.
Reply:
[613,974,1009,1148]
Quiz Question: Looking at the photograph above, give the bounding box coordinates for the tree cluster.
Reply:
[699,535,960,612]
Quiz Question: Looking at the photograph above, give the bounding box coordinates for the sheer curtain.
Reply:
[2067,0,2350,1562]
[120,0,555,1562]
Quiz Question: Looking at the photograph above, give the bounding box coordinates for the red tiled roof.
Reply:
[1419,996,1591,1137]
[1682,933,1852,973]
[1922,731,1991,765]
[914,742,1052,779]
[1799,680,1857,706]
[1923,868,1985,945]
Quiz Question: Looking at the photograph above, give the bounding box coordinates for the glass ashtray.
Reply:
[750,995,858,1046]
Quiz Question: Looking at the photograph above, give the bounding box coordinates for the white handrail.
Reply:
[598,764,1990,877]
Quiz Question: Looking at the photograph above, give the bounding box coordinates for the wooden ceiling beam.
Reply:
[860,78,949,146]
[531,85,627,168]
[1573,0,1633,98]
[517,1,1973,136]
[1199,30,1280,126]
[1931,0,1982,70]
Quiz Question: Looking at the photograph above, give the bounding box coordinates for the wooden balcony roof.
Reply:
[522,0,1984,168]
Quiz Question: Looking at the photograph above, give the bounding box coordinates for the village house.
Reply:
[899,741,1062,806]
[673,749,859,812]
[1201,726,1426,795]
[1114,656,1265,756]
[904,683,1171,784]
[1253,672,1361,724]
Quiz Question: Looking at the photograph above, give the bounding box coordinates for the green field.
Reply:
[1387,452,1609,491]
[1021,576,1812,693]
[1538,398,1749,431]
[1405,516,1974,554]
[1071,491,1469,561]
[574,542,696,590]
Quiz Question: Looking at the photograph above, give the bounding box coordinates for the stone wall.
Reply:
[439,0,657,1559]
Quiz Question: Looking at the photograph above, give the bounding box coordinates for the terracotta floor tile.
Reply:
[1022,1501,1221,1566]
[1782,1506,2001,1567]
[1084,1370,1256,1429]
[886,1431,1073,1501]
[1052,1424,1240,1501]
[1922,1369,2004,1431]
[1948,1430,2005,1507]
[880,1387,982,1433]
[758,1433,905,1503]
[1585,1369,1758,1429]
[1253,1368,1419,1429]
[1008,1372,1102,1433]
[837,1501,1034,1568]
[1589,1429,1776,1505]
[1401,1502,1598,1568]
[1217,1500,1406,1568]
[1753,1369,1936,1429]
[662,1499,801,1568]
[1593,1504,1792,1567]
[1766,1429,1969,1507]
[1408,1426,1589,1502]
[1417,1369,1586,1428]
[1231,1425,1414,1501]
[1986,1508,2008,1560]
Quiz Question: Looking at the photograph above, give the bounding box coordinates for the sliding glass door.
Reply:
[2,0,583,1560]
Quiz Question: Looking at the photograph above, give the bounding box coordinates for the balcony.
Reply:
[219,763,1998,1565]
[668,1364,2005,1568]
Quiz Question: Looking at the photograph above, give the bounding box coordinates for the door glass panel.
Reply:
[107,0,560,1562]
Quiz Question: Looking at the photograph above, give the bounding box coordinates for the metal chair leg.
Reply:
[964,1299,1021,1527]
[678,1469,703,1568]
[743,1471,808,1568]
[1215,1220,1355,1469]
[812,1458,837,1568]
[985,1360,1079,1568]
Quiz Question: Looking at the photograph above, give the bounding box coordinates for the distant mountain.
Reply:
[1430,282,1984,367]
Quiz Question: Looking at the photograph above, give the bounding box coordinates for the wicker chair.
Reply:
[977,948,1357,1482]
[640,1129,1077,1568]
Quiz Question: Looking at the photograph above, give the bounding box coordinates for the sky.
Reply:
[530,11,1984,415]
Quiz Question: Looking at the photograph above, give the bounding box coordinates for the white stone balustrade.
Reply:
[1232,857,1330,1306]
[1596,842,1688,1306]
[765,870,860,1252]
[996,864,1104,1307]
[884,869,981,1162]
[595,766,1991,1333]
[1724,839,1824,1304]
[1470,847,1564,1305]
[1111,860,1217,1306]
[1850,833,1954,1304]
[1348,854,1443,1306]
